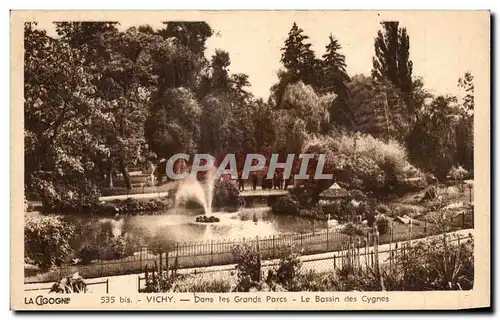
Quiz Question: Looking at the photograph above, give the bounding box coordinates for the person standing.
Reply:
[252,174,258,191]
[238,172,245,191]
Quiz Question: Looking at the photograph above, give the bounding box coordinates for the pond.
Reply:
[59,207,329,251]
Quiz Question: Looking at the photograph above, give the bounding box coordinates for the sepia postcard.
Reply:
[10,10,491,311]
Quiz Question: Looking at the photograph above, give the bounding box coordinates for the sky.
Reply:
[35,11,490,100]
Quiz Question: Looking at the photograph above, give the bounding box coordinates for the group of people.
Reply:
[236,171,291,191]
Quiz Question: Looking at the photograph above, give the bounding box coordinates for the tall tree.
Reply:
[372,21,413,105]
[407,95,464,178]
[321,34,350,96]
[160,21,213,55]
[273,23,318,105]
[54,21,119,67]
[145,87,202,159]
[24,22,107,208]
[318,34,353,132]
[458,71,475,114]
[56,23,158,190]
[210,49,232,91]
[145,24,208,161]
[456,72,474,170]
[348,75,410,142]
[280,23,316,80]
[273,82,330,155]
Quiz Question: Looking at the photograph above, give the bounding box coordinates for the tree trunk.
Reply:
[119,159,132,190]
[98,160,106,186]
[108,167,114,188]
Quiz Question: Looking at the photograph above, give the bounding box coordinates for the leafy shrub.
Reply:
[375,216,390,235]
[298,206,326,220]
[375,204,392,216]
[174,276,232,293]
[422,186,439,201]
[365,211,376,227]
[289,270,338,291]
[320,201,341,215]
[391,206,420,218]
[425,173,438,185]
[100,187,130,197]
[195,215,220,223]
[391,234,474,290]
[272,194,299,215]
[349,189,367,201]
[213,180,244,209]
[98,197,173,215]
[399,176,428,193]
[139,266,181,293]
[25,214,75,270]
[30,172,100,213]
[448,165,469,182]
[319,201,353,224]
[302,133,427,196]
[289,182,320,207]
[275,247,303,291]
[341,222,366,237]
[231,243,261,292]
[78,245,100,265]
[100,235,129,260]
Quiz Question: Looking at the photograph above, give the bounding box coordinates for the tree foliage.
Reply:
[25,214,75,270]
[372,21,413,96]
[24,19,475,211]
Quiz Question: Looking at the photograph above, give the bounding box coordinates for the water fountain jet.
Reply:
[174,168,217,216]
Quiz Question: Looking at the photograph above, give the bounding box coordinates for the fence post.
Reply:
[256,236,261,282]
[326,228,329,251]
[341,243,345,269]
[374,231,380,273]
[364,237,368,266]
[409,220,413,244]
[300,233,303,248]
[210,241,214,265]
[166,251,169,271]
[424,218,427,234]
[333,254,336,269]
[389,232,392,271]
[158,250,163,274]
[176,242,179,257]
[391,221,394,241]
[137,276,140,292]
[272,235,276,257]
[106,279,109,294]
[370,250,374,267]
[357,239,361,269]
[462,211,465,228]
